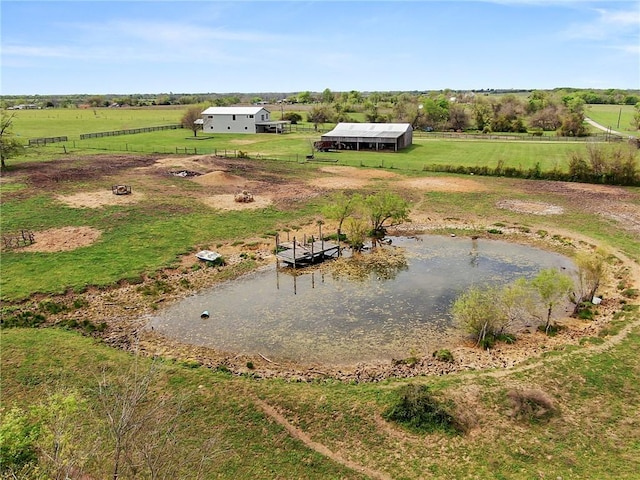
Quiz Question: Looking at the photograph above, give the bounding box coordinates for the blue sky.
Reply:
[1,0,638,95]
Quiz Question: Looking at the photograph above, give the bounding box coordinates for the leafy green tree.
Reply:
[322,192,361,234]
[297,91,312,104]
[348,90,363,104]
[559,112,588,137]
[452,285,504,348]
[321,88,334,104]
[364,192,409,236]
[307,105,334,130]
[530,269,574,334]
[632,102,640,130]
[283,112,302,124]
[499,278,533,330]
[571,249,608,311]
[0,111,25,169]
[181,106,203,137]
[344,217,368,252]
[422,97,449,130]
[471,96,492,131]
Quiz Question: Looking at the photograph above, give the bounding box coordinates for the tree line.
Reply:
[303,89,640,137]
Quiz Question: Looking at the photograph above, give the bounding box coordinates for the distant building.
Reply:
[200,106,289,134]
[320,123,413,152]
[7,104,39,110]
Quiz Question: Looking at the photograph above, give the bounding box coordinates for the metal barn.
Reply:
[319,123,413,152]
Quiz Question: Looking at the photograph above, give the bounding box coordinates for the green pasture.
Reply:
[28,128,588,173]
[0,181,319,300]
[2,303,639,479]
[586,104,638,137]
[9,106,186,139]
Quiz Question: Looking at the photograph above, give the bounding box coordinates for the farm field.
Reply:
[585,104,638,137]
[2,107,640,479]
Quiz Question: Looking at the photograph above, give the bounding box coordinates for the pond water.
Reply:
[147,235,575,365]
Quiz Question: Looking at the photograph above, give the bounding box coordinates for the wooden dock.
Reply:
[276,238,340,267]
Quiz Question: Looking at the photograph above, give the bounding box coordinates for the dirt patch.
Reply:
[564,183,629,195]
[310,177,370,190]
[19,226,102,252]
[518,180,640,236]
[318,165,399,179]
[230,139,258,145]
[191,171,252,188]
[201,194,272,211]
[309,165,400,190]
[496,199,565,215]
[57,190,143,209]
[398,177,486,192]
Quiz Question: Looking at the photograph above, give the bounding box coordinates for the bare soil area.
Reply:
[496,199,565,215]
[18,226,102,252]
[56,190,144,209]
[518,179,640,236]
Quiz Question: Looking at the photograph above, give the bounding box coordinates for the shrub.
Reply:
[432,349,454,362]
[39,300,67,315]
[0,407,40,474]
[507,388,556,422]
[283,112,302,124]
[1,311,46,329]
[383,384,459,434]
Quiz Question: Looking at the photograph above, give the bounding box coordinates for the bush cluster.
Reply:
[423,144,639,186]
[383,384,460,434]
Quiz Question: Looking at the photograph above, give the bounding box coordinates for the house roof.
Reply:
[322,123,412,139]
[201,106,268,115]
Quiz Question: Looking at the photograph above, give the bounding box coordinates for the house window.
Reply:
[245,126,248,130]
[232,115,236,121]
[249,115,254,118]
[228,126,231,130]
[208,115,213,119]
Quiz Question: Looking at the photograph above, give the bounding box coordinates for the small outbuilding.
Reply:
[200,106,289,134]
[319,123,413,152]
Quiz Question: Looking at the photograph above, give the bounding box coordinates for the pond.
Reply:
[147,235,575,366]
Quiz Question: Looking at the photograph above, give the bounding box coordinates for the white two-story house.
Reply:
[200,106,289,134]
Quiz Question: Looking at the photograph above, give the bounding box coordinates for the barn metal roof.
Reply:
[322,122,412,139]
[201,106,268,115]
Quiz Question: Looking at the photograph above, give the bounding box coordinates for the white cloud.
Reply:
[562,7,640,41]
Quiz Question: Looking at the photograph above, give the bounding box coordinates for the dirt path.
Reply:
[584,117,627,137]
[252,397,392,480]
